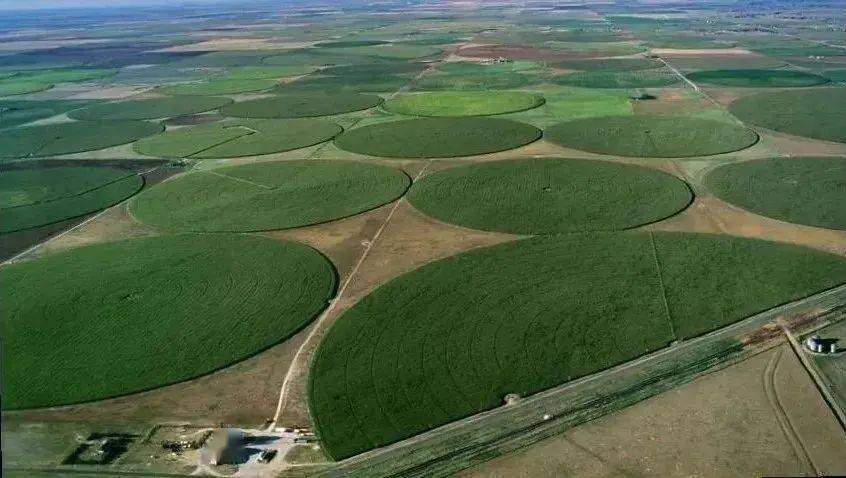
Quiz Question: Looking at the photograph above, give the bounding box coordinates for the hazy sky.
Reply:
[0,0,223,10]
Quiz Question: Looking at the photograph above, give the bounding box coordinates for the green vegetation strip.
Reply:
[408,159,692,234]
[0,166,142,233]
[315,40,391,48]
[2,234,336,409]
[384,91,544,117]
[310,232,846,459]
[728,88,846,144]
[130,160,409,232]
[221,93,383,118]
[335,117,541,158]
[545,115,758,158]
[705,157,846,230]
[551,57,664,72]
[134,118,341,158]
[320,62,428,76]
[278,74,410,93]
[68,96,231,120]
[686,69,829,87]
[553,70,680,88]
[159,78,278,96]
[0,120,164,159]
[0,81,53,96]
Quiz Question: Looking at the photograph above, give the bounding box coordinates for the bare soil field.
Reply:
[460,345,846,477]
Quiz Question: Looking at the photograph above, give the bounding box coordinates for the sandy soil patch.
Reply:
[460,345,846,477]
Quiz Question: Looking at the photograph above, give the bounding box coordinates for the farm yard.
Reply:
[1,1,846,477]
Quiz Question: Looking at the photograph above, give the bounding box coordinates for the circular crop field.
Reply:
[0,80,53,96]
[552,57,664,72]
[686,69,829,87]
[384,91,544,117]
[705,157,846,230]
[130,160,410,232]
[335,118,541,158]
[221,93,382,118]
[134,118,341,158]
[279,74,410,93]
[552,70,680,88]
[0,120,164,159]
[320,62,428,76]
[728,88,846,143]
[315,40,391,48]
[310,232,846,459]
[0,166,143,233]
[159,78,278,95]
[68,96,232,120]
[408,159,692,233]
[1,234,335,409]
[545,115,758,157]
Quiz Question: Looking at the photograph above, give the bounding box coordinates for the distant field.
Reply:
[0,99,94,129]
[0,80,53,96]
[221,93,383,118]
[728,88,846,143]
[130,160,410,231]
[384,91,544,117]
[408,158,692,234]
[279,74,410,93]
[545,115,758,157]
[335,117,542,158]
[310,232,846,459]
[2,234,336,409]
[159,78,279,95]
[415,72,535,90]
[0,120,164,159]
[134,118,341,158]
[552,70,681,88]
[0,166,143,233]
[706,157,846,230]
[551,57,664,71]
[68,96,231,120]
[687,69,829,87]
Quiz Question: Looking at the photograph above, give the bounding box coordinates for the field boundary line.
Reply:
[762,348,819,474]
[658,57,700,92]
[1,165,161,266]
[648,232,676,341]
[269,161,432,428]
[779,317,846,432]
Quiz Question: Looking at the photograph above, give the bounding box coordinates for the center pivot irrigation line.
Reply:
[269,161,432,429]
[1,165,162,266]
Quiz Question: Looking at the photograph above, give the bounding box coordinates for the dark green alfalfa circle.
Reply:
[221,93,383,118]
[686,69,829,87]
[552,70,680,88]
[383,91,545,117]
[1,233,336,409]
[545,115,758,158]
[408,158,693,234]
[705,157,846,230]
[335,117,542,158]
[0,120,164,159]
[310,231,846,459]
[728,88,846,143]
[68,96,232,120]
[133,118,342,159]
[130,160,410,232]
[158,78,279,96]
[0,166,143,233]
